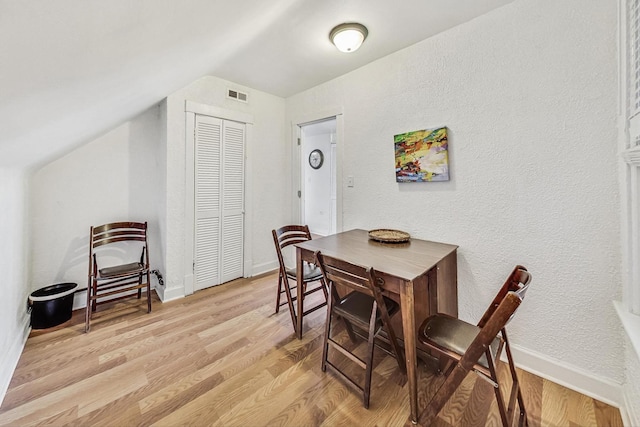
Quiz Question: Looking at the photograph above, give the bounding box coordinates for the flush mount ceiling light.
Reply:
[329,23,368,53]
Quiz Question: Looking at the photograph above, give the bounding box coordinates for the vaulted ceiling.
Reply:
[0,0,513,168]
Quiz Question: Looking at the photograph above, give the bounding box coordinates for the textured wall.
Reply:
[29,105,163,300]
[286,0,622,383]
[163,76,287,297]
[0,168,29,402]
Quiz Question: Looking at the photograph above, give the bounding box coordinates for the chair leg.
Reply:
[137,273,142,299]
[282,275,298,334]
[493,385,510,427]
[275,273,283,313]
[331,286,357,343]
[438,357,454,376]
[85,280,92,333]
[386,327,406,375]
[341,317,358,343]
[320,277,329,302]
[379,312,406,375]
[486,349,510,427]
[503,330,528,426]
[91,280,98,312]
[321,283,335,373]
[363,304,378,409]
[146,273,152,313]
[417,363,471,426]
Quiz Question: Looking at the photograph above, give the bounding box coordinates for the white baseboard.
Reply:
[243,258,253,278]
[252,260,278,277]
[621,387,640,427]
[509,344,622,408]
[161,286,184,302]
[73,290,86,310]
[0,314,30,406]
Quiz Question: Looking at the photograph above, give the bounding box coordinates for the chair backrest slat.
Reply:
[89,221,149,265]
[315,251,377,298]
[274,225,312,250]
[272,225,313,276]
[92,222,146,234]
[93,235,146,248]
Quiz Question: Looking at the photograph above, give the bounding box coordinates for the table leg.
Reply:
[400,280,418,424]
[296,247,304,340]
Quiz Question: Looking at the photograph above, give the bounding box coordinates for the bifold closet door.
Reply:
[220,120,245,283]
[194,115,245,291]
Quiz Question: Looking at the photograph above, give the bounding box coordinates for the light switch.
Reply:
[347,176,354,187]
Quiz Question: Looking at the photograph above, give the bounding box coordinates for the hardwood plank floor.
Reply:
[0,272,623,427]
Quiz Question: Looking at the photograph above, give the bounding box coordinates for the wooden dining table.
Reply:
[295,228,458,424]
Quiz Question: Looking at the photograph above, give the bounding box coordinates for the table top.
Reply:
[296,229,458,282]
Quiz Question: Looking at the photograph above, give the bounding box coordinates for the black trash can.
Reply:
[28,283,79,329]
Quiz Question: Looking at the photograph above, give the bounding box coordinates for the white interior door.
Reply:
[300,118,336,236]
[194,114,245,291]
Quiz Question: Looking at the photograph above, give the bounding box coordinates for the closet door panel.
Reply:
[220,120,245,282]
[194,115,222,290]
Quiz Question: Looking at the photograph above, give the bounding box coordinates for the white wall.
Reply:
[286,0,623,404]
[162,76,286,300]
[28,74,287,306]
[0,168,30,404]
[129,104,166,288]
[29,105,164,307]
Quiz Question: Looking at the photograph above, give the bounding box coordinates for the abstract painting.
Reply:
[394,126,449,182]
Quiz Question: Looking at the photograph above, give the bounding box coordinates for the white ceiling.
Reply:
[0,0,513,168]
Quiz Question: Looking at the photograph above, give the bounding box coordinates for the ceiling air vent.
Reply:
[227,89,248,103]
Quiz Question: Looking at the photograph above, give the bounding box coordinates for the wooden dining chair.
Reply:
[86,221,152,332]
[416,265,531,427]
[315,250,406,408]
[272,225,328,333]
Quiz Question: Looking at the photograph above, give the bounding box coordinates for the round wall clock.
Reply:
[309,149,324,169]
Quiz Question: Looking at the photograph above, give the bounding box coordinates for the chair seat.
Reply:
[334,291,399,330]
[99,262,145,279]
[285,262,323,282]
[420,314,501,370]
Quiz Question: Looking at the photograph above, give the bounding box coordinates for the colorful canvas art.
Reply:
[394,127,449,182]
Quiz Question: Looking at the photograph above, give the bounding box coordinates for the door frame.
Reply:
[291,108,344,232]
[184,101,254,296]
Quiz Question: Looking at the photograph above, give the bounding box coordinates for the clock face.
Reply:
[309,149,324,169]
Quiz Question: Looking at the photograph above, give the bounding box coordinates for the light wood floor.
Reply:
[0,272,623,426]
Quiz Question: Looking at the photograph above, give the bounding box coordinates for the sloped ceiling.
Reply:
[0,0,513,169]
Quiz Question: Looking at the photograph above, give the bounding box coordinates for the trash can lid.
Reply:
[29,283,79,302]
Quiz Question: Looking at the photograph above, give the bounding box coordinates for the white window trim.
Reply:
[615,301,640,356]
[618,0,640,354]
[620,147,640,315]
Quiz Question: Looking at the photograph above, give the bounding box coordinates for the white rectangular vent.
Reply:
[227,89,248,103]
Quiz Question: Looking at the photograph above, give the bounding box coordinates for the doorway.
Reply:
[300,118,337,236]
